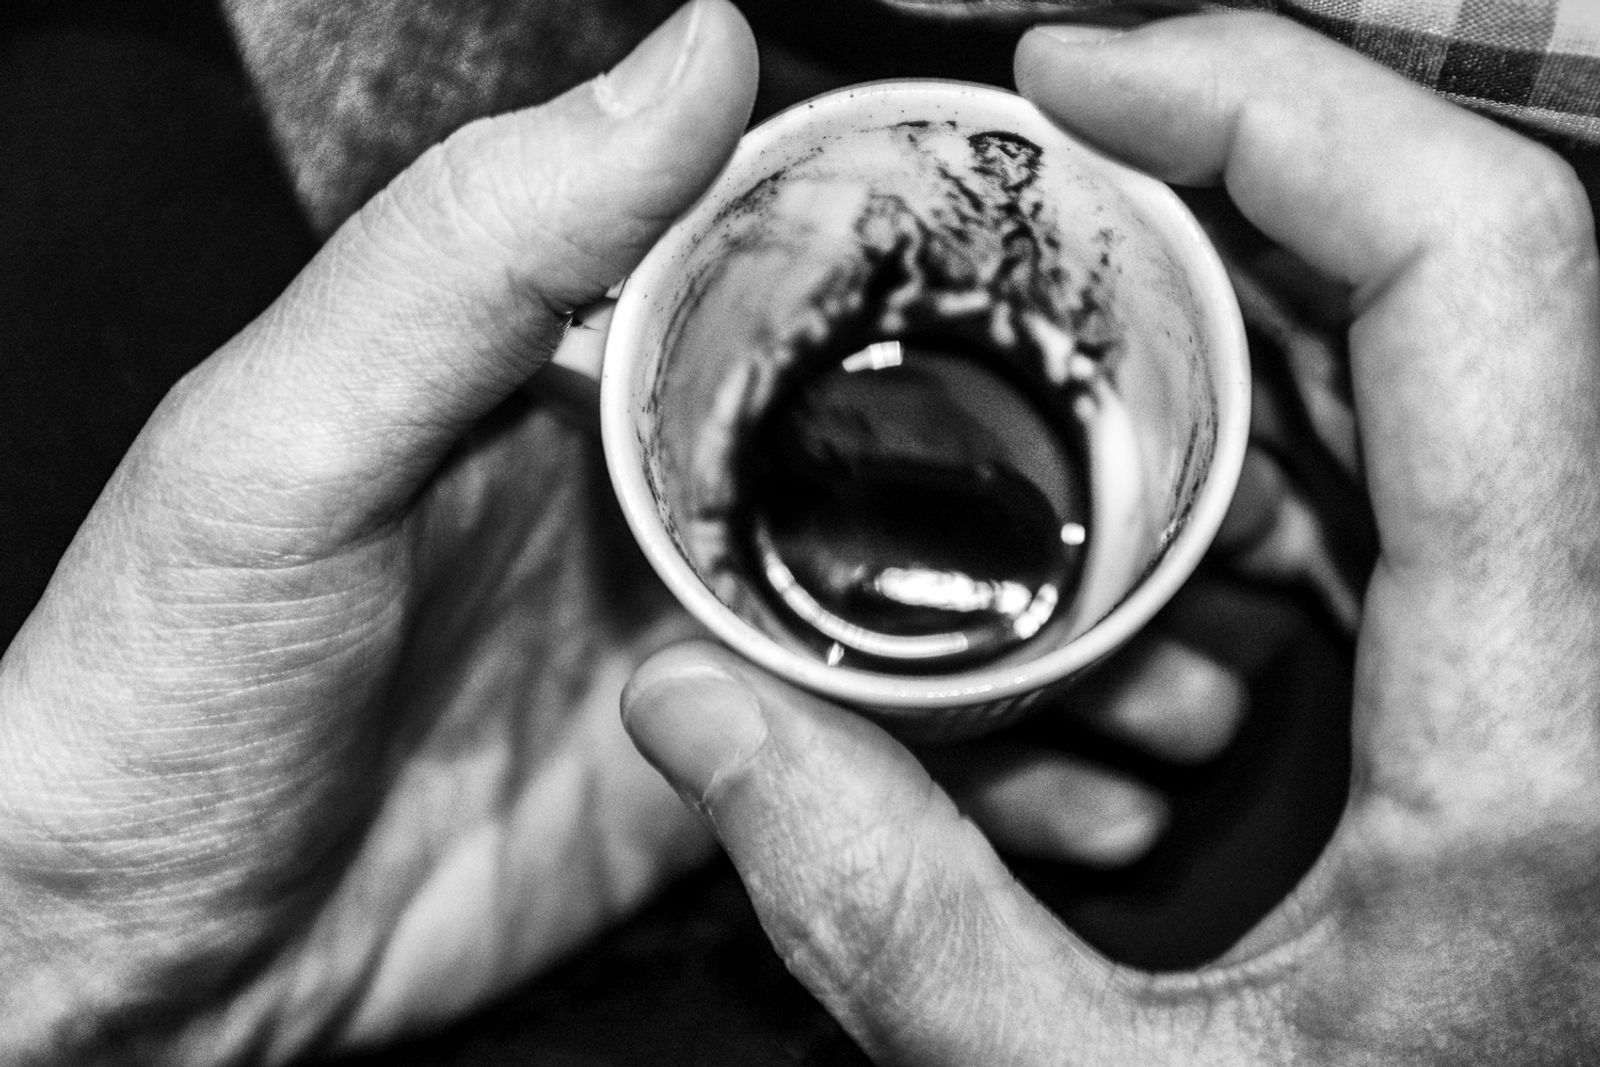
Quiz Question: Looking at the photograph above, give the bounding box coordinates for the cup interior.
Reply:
[601,80,1248,712]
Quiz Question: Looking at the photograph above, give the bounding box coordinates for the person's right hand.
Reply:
[623,13,1600,1063]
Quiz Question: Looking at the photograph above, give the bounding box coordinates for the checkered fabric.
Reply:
[1282,0,1600,147]
[882,0,1600,148]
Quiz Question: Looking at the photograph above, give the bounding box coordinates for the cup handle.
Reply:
[524,297,617,436]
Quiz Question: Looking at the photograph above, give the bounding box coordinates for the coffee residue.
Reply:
[656,119,1133,666]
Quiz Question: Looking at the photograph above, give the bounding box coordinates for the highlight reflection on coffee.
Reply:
[640,109,1211,677]
[738,337,1091,671]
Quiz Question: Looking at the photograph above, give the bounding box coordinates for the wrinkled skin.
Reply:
[7,1,1595,1063]
[0,6,756,1061]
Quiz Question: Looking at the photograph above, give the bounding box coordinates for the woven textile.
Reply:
[880,0,1600,147]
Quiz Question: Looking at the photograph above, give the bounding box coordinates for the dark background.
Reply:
[2,1,1589,1062]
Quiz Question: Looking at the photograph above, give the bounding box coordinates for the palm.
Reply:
[215,406,711,1054]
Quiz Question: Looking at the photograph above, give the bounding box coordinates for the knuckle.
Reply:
[384,113,533,267]
[113,364,367,570]
[403,110,652,311]
[1467,137,1596,270]
[375,94,704,316]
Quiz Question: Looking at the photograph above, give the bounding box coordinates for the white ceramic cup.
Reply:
[550,80,1249,738]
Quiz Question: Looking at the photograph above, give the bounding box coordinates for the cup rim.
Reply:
[601,78,1250,712]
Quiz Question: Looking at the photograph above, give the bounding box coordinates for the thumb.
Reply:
[622,642,1238,1065]
[149,0,756,536]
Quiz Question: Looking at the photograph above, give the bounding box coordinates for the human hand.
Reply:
[623,12,1600,1064]
[0,3,760,1062]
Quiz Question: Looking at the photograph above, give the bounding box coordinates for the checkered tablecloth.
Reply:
[882,0,1600,148]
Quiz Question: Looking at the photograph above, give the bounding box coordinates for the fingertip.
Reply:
[623,0,758,135]
[1013,21,1130,97]
[621,639,740,711]
[952,752,1169,866]
[1153,652,1249,764]
[593,0,758,119]
[1076,784,1168,868]
[691,0,761,115]
[562,0,758,241]
[1014,15,1224,185]
[621,642,769,804]
[1082,638,1249,764]
[1081,793,1171,870]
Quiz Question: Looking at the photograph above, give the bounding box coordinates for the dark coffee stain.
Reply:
[643,115,1208,668]
[777,121,1120,403]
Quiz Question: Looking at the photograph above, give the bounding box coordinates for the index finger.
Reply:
[1016,14,1600,580]
[1019,15,1600,833]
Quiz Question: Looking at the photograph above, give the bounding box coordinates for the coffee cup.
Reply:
[543,80,1249,738]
